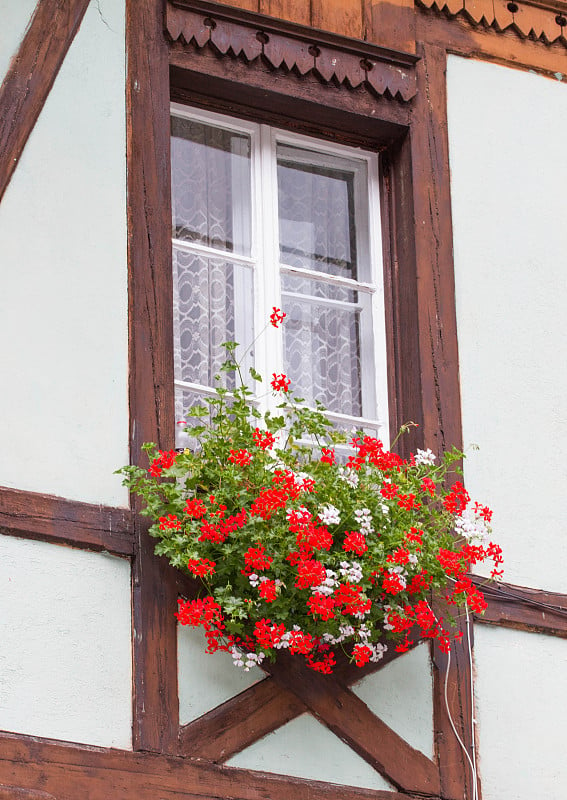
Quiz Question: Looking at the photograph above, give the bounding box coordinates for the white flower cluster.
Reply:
[312,569,339,596]
[273,624,302,650]
[354,508,374,535]
[414,448,436,465]
[322,624,355,645]
[231,647,265,671]
[339,560,363,583]
[318,504,341,526]
[338,466,359,488]
[454,508,490,544]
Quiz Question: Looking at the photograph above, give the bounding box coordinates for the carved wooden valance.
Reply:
[166,0,420,101]
[417,0,567,47]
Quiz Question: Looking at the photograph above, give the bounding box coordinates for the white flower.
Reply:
[454,508,490,544]
[408,553,419,566]
[414,448,436,465]
[312,569,338,596]
[339,560,363,583]
[338,466,359,488]
[248,573,259,587]
[318,504,341,526]
[370,643,388,662]
[354,508,374,534]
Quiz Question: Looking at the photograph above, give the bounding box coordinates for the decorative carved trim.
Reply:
[167,0,419,101]
[416,0,567,47]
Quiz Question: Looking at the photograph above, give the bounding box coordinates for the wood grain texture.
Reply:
[126,0,179,754]
[0,0,91,203]
[0,732,429,800]
[0,486,134,556]
[370,0,416,53]
[264,654,440,795]
[311,0,364,37]
[408,42,474,799]
[259,0,311,25]
[475,579,567,637]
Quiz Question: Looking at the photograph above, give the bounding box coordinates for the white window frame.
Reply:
[171,102,390,445]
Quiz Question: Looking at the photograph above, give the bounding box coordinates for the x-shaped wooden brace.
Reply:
[178,625,440,797]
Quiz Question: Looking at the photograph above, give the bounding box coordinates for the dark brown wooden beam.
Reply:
[0,731,430,800]
[474,578,567,637]
[0,486,134,556]
[126,0,179,754]
[0,0,91,203]
[409,41,474,800]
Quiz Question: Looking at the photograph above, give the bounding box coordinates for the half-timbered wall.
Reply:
[1,0,566,798]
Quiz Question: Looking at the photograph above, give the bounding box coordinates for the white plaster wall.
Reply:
[447,56,567,592]
[351,643,434,758]
[0,0,39,85]
[474,625,567,799]
[0,534,132,748]
[0,0,128,506]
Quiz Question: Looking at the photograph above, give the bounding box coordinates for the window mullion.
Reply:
[257,124,284,416]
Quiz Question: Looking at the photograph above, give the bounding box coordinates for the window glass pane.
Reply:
[172,248,254,388]
[282,293,364,416]
[277,145,365,280]
[171,116,251,256]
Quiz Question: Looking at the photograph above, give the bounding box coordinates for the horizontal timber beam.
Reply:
[0,486,134,556]
[0,731,426,800]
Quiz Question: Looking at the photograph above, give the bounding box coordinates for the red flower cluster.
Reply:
[271,373,291,392]
[320,447,335,465]
[254,618,285,648]
[159,514,181,531]
[229,449,252,466]
[184,498,207,518]
[243,544,273,574]
[258,579,278,603]
[187,558,216,577]
[443,481,470,515]
[253,428,276,450]
[270,307,286,327]
[175,596,231,653]
[343,531,368,555]
[148,449,177,477]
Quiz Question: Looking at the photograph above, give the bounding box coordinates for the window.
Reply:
[170,104,389,448]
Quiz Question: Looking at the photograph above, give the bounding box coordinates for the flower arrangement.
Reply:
[119,310,503,675]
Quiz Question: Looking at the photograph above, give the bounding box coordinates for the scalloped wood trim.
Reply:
[166,0,419,101]
[416,0,567,46]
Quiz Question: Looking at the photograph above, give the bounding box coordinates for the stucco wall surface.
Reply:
[0,0,38,86]
[447,56,567,593]
[0,534,132,748]
[474,625,567,799]
[0,0,128,506]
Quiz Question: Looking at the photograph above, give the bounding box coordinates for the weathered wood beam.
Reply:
[0,731,429,800]
[126,0,179,754]
[0,486,134,556]
[474,578,567,637]
[0,0,91,203]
